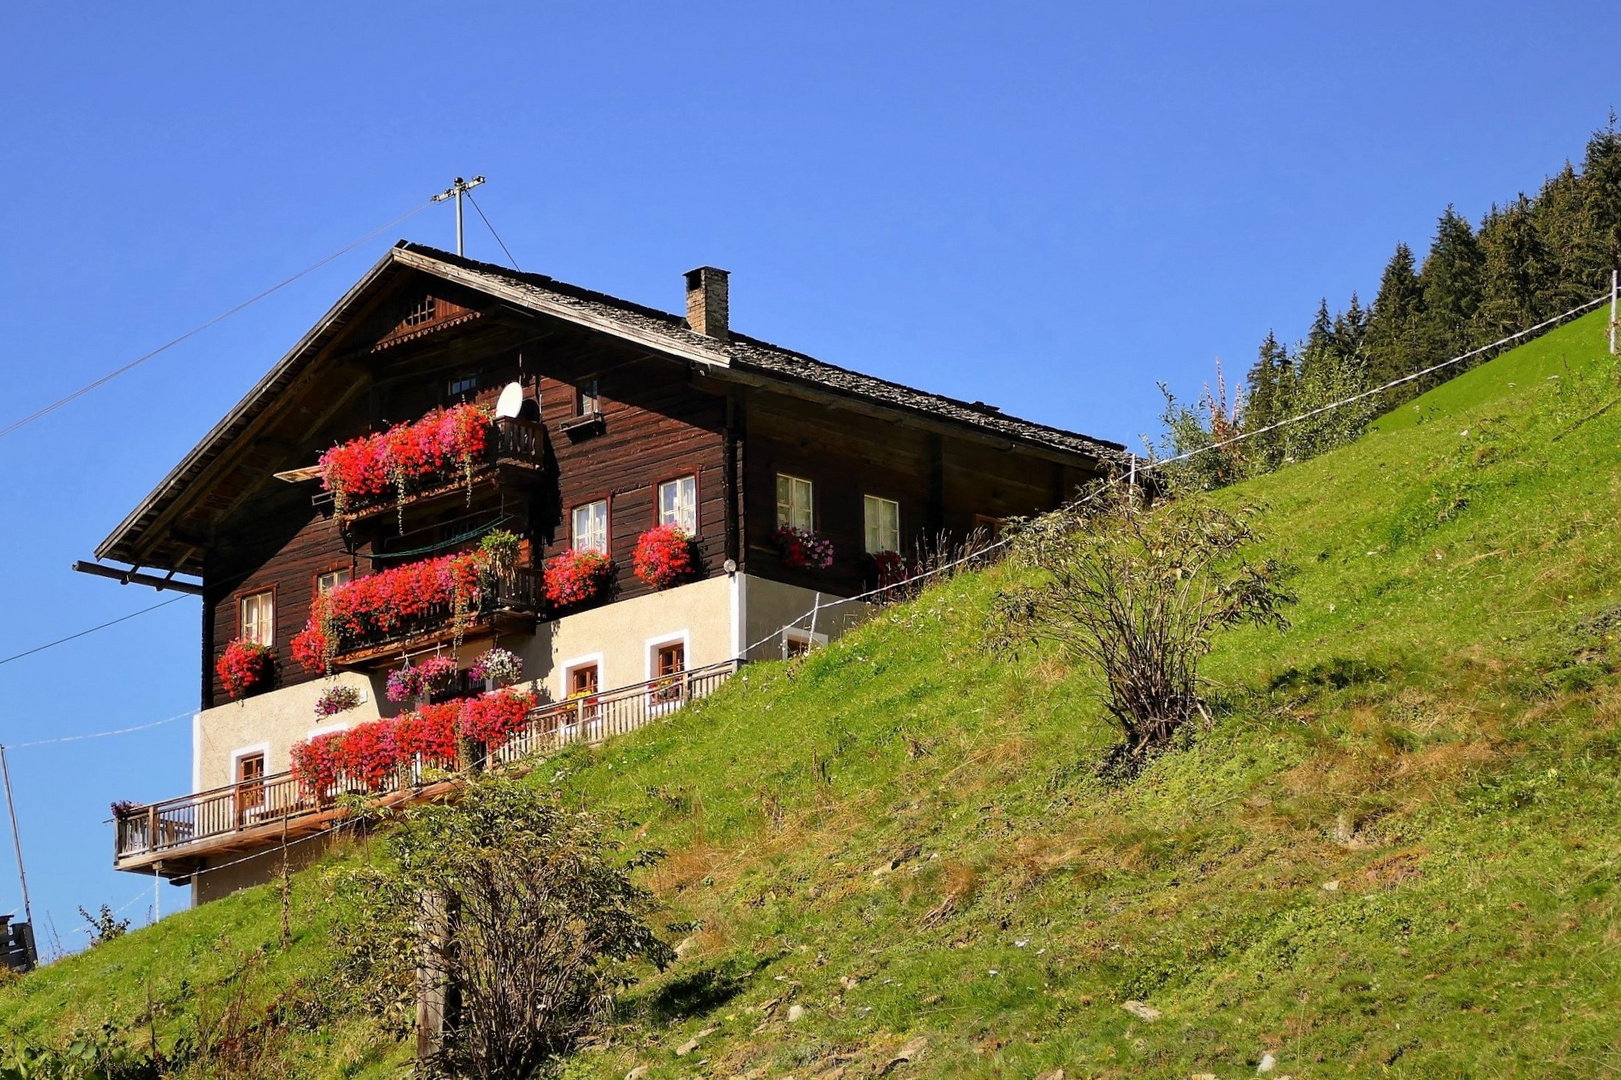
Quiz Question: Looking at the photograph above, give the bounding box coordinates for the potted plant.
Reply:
[314,684,362,719]
[386,655,458,704]
[470,646,523,690]
[633,524,698,589]
[216,638,274,699]
[770,526,835,571]
[543,549,615,609]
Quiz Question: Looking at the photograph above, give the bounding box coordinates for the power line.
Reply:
[4,709,193,751]
[0,198,436,443]
[0,595,188,670]
[465,190,520,271]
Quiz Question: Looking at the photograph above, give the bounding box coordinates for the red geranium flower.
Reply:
[459,690,537,750]
[543,549,614,608]
[633,525,697,589]
[216,638,273,699]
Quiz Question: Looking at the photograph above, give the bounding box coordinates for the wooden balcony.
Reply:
[314,417,548,524]
[113,660,740,880]
[329,566,545,669]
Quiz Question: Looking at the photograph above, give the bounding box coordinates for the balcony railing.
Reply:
[316,417,548,521]
[328,565,545,667]
[114,660,740,873]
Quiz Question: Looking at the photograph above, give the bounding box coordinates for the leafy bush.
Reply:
[330,778,673,1079]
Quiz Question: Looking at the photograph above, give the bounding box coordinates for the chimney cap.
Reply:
[685,265,730,285]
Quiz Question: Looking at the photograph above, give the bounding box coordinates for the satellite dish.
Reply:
[494,381,525,419]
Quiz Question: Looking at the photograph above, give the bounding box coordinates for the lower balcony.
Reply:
[114,660,739,880]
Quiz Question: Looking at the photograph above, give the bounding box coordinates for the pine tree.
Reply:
[1417,206,1483,373]
[1365,243,1424,388]
[1334,292,1368,361]
[1475,195,1551,339]
[1534,161,1600,312]
[1581,113,1621,282]
[1242,330,1291,471]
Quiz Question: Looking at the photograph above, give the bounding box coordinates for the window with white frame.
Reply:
[572,499,609,554]
[316,568,351,595]
[240,589,274,646]
[776,473,813,531]
[864,495,900,553]
[658,475,698,533]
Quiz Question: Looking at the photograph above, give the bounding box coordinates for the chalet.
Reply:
[88,243,1123,902]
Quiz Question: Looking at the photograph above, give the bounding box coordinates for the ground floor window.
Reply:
[652,640,686,703]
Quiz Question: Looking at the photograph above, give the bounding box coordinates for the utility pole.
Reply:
[0,746,32,926]
[432,176,486,257]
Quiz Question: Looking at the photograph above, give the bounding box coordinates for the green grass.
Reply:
[7,309,1621,1078]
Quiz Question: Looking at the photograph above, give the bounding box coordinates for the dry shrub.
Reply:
[992,483,1294,761]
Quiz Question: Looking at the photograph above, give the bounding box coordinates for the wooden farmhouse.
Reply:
[88,243,1123,902]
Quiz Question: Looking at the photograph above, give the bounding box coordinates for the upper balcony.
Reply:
[304,409,548,527]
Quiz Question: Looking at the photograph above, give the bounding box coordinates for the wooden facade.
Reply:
[94,244,1123,710]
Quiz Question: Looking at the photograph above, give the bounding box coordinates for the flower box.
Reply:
[291,551,491,673]
[543,549,615,609]
[319,403,492,516]
[216,638,274,699]
[770,526,835,571]
[290,691,537,796]
[633,525,697,589]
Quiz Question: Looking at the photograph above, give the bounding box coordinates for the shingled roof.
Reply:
[399,244,1124,459]
[96,242,1122,574]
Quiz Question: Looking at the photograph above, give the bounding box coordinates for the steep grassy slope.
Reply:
[5,309,1621,1079]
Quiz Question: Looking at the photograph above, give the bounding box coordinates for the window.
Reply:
[575,379,600,417]
[658,475,698,533]
[776,474,814,531]
[235,752,265,815]
[864,495,901,554]
[974,514,1007,538]
[568,663,599,698]
[448,373,478,397]
[240,589,274,647]
[652,641,686,703]
[316,568,351,595]
[572,500,609,554]
[404,295,437,327]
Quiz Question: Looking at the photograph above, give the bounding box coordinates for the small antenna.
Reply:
[432,176,486,256]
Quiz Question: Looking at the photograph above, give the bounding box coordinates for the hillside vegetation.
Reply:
[5,309,1621,1078]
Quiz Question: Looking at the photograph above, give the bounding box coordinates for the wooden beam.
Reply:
[72,561,204,595]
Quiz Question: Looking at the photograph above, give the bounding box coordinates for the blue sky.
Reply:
[0,1,1612,947]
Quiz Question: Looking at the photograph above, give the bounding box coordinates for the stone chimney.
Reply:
[684,266,730,341]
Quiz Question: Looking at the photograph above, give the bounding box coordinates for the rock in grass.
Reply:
[787,1003,807,1022]
[625,1068,649,1080]
[1121,999,1161,1021]
[1033,1070,1065,1080]
[1258,1051,1278,1073]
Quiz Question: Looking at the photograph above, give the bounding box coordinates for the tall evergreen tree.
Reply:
[1333,291,1368,361]
[1533,161,1600,312]
[1365,242,1424,387]
[1580,113,1621,281]
[1417,206,1483,370]
[1242,330,1291,471]
[1475,195,1551,339]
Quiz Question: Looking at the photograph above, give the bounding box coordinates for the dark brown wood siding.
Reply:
[741,394,1101,596]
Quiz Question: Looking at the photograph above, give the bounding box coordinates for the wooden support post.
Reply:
[416,890,460,1069]
[1610,269,1617,356]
